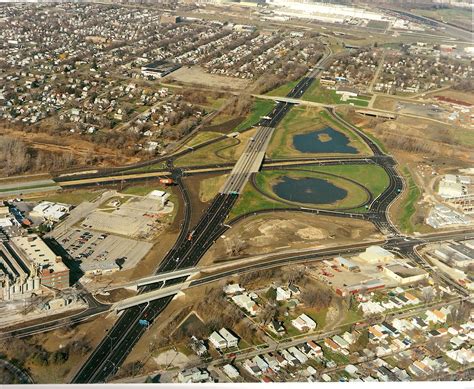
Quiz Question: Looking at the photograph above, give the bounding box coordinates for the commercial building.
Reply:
[359,246,395,264]
[30,201,72,222]
[383,262,428,285]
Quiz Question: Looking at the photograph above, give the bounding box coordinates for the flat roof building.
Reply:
[383,262,428,285]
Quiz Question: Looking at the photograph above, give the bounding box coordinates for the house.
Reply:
[253,355,269,373]
[263,354,280,372]
[268,319,285,336]
[243,359,261,376]
[412,317,428,330]
[333,335,349,349]
[177,367,210,383]
[281,349,297,366]
[276,286,291,301]
[291,314,316,332]
[288,284,300,296]
[306,340,323,357]
[408,361,431,377]
[426,309,447,324]
[219,328,239,348]
[345,364,359,377]
[342,331,356,345]
[275,353,288,368]
[381,322,399,337]
[288,346,308,364]
[223,364,240,379]
[232,293,259,316]
[368,325,386,342]
[324,338,340,352]
[190,336,207,356]
[404,292,420,305]
[446,348,474,364]
[223,283,245,295]
[450,335,466,349]
[209,331,227,350]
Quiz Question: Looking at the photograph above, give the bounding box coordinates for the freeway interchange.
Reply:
[10,51,459,383]
[69,55,406,383]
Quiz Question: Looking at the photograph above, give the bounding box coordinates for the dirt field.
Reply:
[201,212,382,266]
[425,88,474,105]
[166,66,251,90]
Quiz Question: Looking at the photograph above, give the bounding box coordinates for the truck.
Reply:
[187,230,195,241]
[159,178,175,185]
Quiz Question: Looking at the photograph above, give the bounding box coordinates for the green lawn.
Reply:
[304,164,390,200]
[183,131,224,148]
[123,161,167,173]
[174,137,239,167]
[0,182,59,193]
[266,79,301,97]
[255,169,370,210]
[302,79,370,107]
[35,189,104,205]
[235,99,275,132]
[227,182,288,220]
[303,80,343,105]
[267,107,370,159]
[397,167,421,234]
[321,345,350,366]
[120,185,155,196]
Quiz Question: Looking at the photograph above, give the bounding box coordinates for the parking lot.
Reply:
[57,228,152,275]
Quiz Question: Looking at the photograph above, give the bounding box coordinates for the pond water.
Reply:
[273,176,347,205]
[293,127,358,154]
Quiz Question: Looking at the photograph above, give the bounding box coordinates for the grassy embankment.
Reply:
[267,106,371,159]
[396,167,421,234]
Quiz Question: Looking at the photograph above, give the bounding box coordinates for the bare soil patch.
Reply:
[202,212,382,266]
[166,66,251,90]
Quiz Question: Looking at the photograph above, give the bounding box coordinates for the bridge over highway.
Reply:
[112,282,191,312]
[103,268,198,292]
[220,125,275,194]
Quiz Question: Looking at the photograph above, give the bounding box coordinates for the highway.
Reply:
[71,48,327,383]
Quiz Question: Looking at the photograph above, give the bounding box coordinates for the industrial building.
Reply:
[431,241,474,269]
[141,60,181,78]
[358,246,395,264]
[335,256,360,272]
[335,279,385,297]
[0,234,69,301]
[383,263,429,285]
